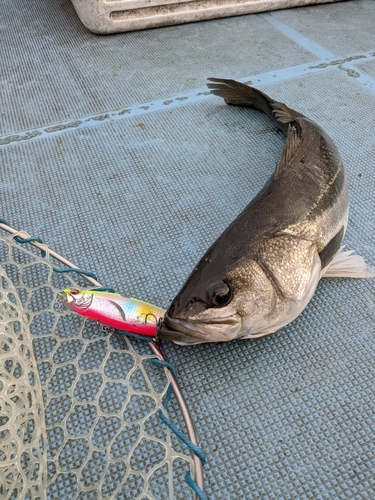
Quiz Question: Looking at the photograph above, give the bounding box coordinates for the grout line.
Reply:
[338,62,375,93]
[260,13,335,59]
[262,12,375,93]
[1,52,375,148]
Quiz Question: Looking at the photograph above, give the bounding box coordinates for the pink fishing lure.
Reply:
[58,289,165,337]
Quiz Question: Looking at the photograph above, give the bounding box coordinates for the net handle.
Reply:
[0,221,205,498]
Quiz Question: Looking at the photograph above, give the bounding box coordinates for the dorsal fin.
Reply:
[271,101,299,124]
[276,124,302,175]
[271,101,302,135]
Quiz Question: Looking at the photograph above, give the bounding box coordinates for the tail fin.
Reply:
[207,78,275,114]
[322,246,375,278]
[207,78,301,135]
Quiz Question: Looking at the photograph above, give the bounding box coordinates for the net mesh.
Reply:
[0,230,193,500]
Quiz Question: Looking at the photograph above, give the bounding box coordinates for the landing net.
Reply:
[0,226,203,499]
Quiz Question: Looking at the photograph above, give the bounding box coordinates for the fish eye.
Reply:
[208,282,231,308]
[70,289,80,295]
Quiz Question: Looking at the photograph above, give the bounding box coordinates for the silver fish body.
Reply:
[158,79,360,345]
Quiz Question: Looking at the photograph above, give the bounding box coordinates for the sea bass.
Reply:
[58,289,165,336]
[158,78,375,345]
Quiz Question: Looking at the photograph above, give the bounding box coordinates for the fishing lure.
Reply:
[58,289,165,337]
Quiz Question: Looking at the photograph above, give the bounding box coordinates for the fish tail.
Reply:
[207,78,300,134]
[207,78,274,114]
[322,246,375,278]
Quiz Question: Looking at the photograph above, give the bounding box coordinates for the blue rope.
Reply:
[157,407,207,465]
[151,358,208,499]
[90,286,116,293]
[13,235,43,245]
[151,358,178,377]
[53,267,98,281]
[0,219,46,255]
[13,236,47,257]
[116,330,154,342]
[186,471,208,500]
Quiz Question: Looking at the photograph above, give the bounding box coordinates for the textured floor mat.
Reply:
[1,0,375,498]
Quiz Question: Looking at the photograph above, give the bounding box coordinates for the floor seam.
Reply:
[263,12,375,93]
[1,53,375,148]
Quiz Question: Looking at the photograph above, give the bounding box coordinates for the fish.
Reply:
[158,78,375,345]
[58,289,165,337]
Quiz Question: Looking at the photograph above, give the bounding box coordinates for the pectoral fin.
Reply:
[322,246,375,278]
[319,227,345,270]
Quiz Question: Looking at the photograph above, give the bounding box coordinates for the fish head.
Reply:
[158,250,276,344]
[58,289,94,312]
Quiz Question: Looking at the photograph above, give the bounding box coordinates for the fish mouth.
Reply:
[158,314,241,345]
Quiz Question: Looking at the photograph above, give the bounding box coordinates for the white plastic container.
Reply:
[70,0,343,34]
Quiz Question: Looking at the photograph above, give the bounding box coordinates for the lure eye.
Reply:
[70,289,80,295]
[208,282,231,308]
